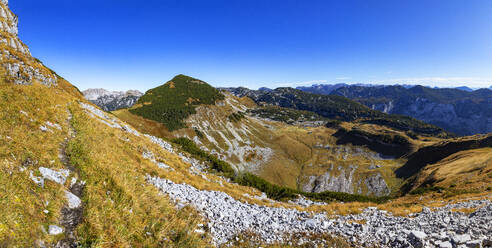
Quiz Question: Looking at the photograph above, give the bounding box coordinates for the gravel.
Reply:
[147,175,492,247]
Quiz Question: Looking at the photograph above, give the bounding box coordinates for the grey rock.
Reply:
[466,240,482,248]
[408,230,427,248]
[48,225,63,235]
[453,234,472,244]
[64,190,81,209]
[39,167,69,185]
[437,241,453,248]
[364,173,390,197]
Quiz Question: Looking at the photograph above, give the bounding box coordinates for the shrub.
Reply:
[228,112,245,122]
[409,186,444,195]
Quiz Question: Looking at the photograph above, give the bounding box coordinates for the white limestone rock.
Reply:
[48,225,63,235]
[65,190,82,209]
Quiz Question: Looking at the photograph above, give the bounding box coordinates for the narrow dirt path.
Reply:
[56,108,85,248]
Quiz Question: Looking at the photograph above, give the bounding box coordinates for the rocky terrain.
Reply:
[0,0,57,86]
[148,174,492,247]
[82,88,143,111]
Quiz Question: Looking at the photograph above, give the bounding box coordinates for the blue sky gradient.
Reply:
[10,0,492,91]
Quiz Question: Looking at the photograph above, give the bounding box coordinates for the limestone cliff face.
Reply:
[302,166,391,197]
[0,0,57,85]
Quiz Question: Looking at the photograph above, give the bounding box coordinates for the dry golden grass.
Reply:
[224,231,351,248]
[451,208,477,214]
[0,80,75,246]
[412,148,492,191]
[68,104,211,247]
[0,79,215,247]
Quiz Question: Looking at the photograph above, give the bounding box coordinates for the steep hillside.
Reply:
[408,147,492,194]
[0,1,57,86]
[82,88,142,111]
[318,85,492,136]
[396,135,492,180]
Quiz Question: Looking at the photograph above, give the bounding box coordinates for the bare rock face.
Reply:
[0,0,57,86]
[302,165,357,194]
[302,166,390,197]
[364,173,390,197]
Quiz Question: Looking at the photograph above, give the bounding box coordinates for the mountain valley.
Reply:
[1,0,491,247]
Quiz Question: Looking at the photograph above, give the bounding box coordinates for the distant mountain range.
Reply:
[297,84,489,94]
[297,84,492,136]
[85,82,492,136]
[455,86,474,92]
[223,87,450,137]
[82,88,143,111]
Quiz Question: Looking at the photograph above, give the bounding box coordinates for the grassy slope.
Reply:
[396,134,492,179]
[129,74,224,131]
[412,148,492,191]
[0,80,74,246]
[0,79,212,247]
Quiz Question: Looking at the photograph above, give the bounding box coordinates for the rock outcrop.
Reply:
[302,166,391,197]
[363,173,390,197]
[303,165,358,194]
[0,0,57,86]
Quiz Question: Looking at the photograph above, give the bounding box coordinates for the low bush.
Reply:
[228,112,245,122]
[409,186,444,195]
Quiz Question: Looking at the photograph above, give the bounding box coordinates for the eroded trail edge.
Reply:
[56,107,85,248]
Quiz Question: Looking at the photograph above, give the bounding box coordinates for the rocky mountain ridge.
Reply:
[223,86,450,137]
[328,85,492,136]
[82,88,142,111]
[0,0,57,86]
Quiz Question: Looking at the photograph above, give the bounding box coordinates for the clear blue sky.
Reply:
[10,0,492,91]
